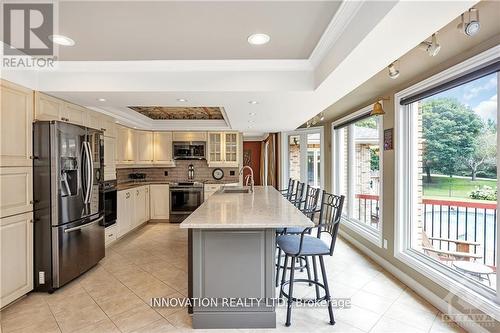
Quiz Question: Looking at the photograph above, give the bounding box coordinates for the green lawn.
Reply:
[423,176,497,200]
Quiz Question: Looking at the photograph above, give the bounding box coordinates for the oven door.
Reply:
[103,189,117,227]
[170,188,203,222]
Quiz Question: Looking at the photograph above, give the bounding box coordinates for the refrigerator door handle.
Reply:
[84,142,92,204]
[86,141,95,204]
[64,216,103,233]
[81,142,88,203]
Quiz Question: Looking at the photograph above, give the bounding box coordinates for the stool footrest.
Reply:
[280,278,328,304]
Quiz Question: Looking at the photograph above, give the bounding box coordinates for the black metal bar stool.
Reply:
[277,191,345,327]
[289,181,305,208]
[280,178,294,198]
[275,185,320,287]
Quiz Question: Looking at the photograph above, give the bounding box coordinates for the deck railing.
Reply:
[355,194,497,267]
[422,199,497,267]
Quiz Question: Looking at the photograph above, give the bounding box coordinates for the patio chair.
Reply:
[421,232,482,262]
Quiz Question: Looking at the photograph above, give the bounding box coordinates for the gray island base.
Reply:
[180,186,313,329]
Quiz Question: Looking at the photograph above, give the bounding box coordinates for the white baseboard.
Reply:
[339,231,491,333]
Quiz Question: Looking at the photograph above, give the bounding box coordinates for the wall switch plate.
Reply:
[39,271,45,284]
[383,239,388,249]
[229,170,235,176]
[164,171,168,176]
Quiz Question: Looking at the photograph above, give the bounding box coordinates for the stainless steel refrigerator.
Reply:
[33,121,105,292]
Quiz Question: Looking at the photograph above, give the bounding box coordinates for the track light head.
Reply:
[458,8,480,36]
[419,33,441,57]
[388,62,400,79]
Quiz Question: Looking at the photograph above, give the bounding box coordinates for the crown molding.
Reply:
[309,0,364,67]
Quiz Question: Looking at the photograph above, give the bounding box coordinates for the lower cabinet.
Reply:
[0,212,33,308]
[105,225,117,247]
[117,185,150,239]
[150,184,169,220]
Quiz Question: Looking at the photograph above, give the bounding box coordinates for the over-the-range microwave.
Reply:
[172,141,206,160]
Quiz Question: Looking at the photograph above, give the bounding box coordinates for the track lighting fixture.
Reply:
[458,8,480,36]
[419,33,441,57]
[319,112,325,121]
[388,62,400,79]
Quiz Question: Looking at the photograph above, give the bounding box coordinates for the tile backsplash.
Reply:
[116,160,240,184]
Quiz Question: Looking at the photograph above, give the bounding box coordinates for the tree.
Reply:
[421,98,483,180]
[467,128,496,180]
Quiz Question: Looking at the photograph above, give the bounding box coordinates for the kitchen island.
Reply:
[180,186,313,329]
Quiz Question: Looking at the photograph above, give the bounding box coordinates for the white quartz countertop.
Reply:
[180,186,314,229]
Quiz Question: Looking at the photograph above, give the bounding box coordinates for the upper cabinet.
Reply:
[62,102,86,125]
[0,80,33,167]
[207,132,240,167]
[153,132,174,165]
[136,131,154,164]
[34,92,62,121]
[116,125,135,164]
[100,116,116,138]
[172,131,207,142]
[35,92,85,125]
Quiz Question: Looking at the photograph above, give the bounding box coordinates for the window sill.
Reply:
[340,216,382,248]
[394,248,499,321]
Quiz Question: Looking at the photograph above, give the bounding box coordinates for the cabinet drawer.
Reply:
[105,225,117,246]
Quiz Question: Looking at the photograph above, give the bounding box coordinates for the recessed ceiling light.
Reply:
[248,101,259,105]
[97,98,106,102]
[249,112,256,116]
[247,33,270,45]
[115,120,120,124]
[177,98,187,102]
[49,34,75,46]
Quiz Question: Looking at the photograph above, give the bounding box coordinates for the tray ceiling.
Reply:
[129,106,224,120]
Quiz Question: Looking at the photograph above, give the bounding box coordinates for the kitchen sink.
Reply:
[221,187,250,194]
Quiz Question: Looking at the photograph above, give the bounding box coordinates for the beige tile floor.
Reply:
[0,223,468,333]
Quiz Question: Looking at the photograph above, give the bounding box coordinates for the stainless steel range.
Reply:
[169,182,204,223]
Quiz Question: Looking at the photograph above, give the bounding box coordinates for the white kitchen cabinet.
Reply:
[103,137,116,180]
[149,184,170,220]
[133,185,148,226]
[145,186,150,221]
[62,102,86,126]
[136,131,154,164]
[116,126,136,165]
[0,80,33,167]
[34,92,63,121]
[207,132,240,167]
[100,116,116,138]
[0,212,33,308]
[172,131,207,142]
[0,167,33,219]
[117,190,133,238]
[153,132,174,165]
[105,225,117,247]
[85,110,102,130]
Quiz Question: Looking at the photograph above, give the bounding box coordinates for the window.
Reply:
[333,108,383,245]
[282,128,324,189]
[396,47,500,310]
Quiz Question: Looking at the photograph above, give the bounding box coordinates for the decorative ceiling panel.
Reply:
[128,106,224,120]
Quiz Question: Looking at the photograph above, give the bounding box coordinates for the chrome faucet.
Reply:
[239,166,255,192]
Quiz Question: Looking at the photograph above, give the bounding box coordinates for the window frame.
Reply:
[332,105,384,247]
[395,45,500,317]
[280,126,325,190]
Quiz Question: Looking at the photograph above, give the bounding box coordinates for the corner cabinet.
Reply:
[153,132,174,166]
[136,131,154,165]
[207,132,240,167]
[149,184,170,220]
[0,80,33,167]
[116,125,136,165]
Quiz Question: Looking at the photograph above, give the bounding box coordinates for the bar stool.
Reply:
[275,185,320,287]
[289,182,305,208]
[277,191,345,326]
[280,178,294,198]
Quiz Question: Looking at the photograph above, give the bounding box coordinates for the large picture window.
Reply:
[396,47,500,310]
[333,109,383,245]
